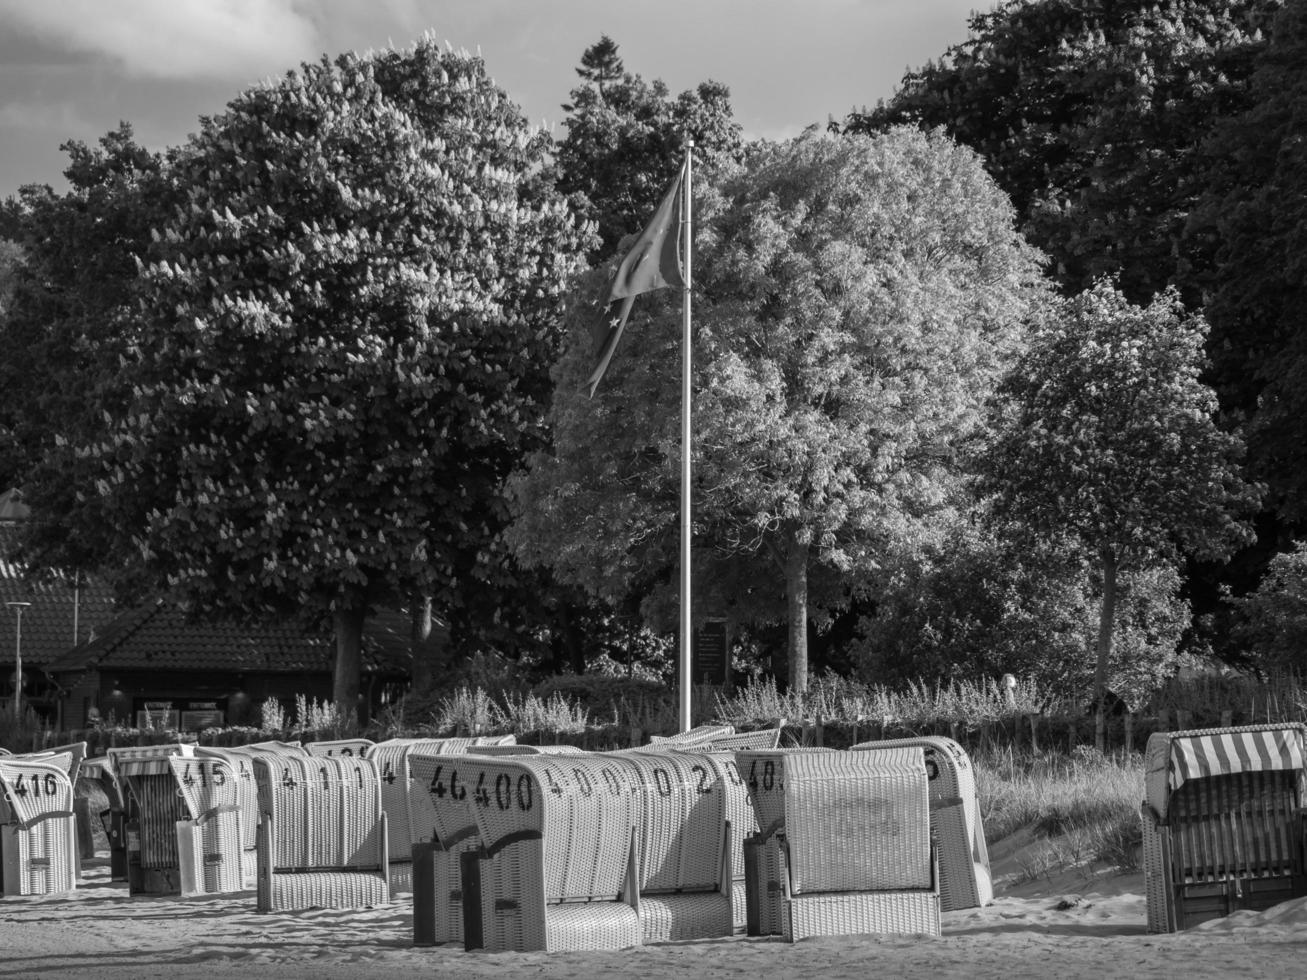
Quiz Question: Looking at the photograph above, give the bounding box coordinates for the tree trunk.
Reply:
[333,593,366,723]
[410,595,437,694]
[784,534,811,694]
[1093,548,1118,753]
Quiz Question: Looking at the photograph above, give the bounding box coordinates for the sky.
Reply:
[0,0,985,201]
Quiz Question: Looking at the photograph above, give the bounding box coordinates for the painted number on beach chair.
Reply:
[572,769,594,798]
[691,764,714,795]
[652,767,673,797]
[281,768,297,789]
[545,770,565,796]
[382,762,397,785]
[723,761,743,787]
[746,759,778,793]
[600,767,623,796]
[11,772,58,798]
[485,773,533,812]
[427,765,467,801]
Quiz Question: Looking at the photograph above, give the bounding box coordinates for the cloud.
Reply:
[0,0,323,81]
[0,99,89,133]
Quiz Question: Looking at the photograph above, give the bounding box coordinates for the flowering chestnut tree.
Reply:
[82,39,590,710]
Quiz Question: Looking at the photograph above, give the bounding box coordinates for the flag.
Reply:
[586,160,687,397]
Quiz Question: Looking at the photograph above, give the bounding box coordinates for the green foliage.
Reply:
[848,0,1282,302]
[557,35,742,258]
[0,125,175,578]
[854,515,1189,707]
[1231,542,1307,671]
[1187,0,1307,520]
[58,40,590,704]
[510,128,1046,691]
[986,280,1259,568]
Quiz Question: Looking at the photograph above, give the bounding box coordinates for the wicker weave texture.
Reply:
[169,756,245,894]
[738,748,931,894]
[0,760,77,896]
[371,738,473,863]
[638,891,734,944]
[706,730,781,752]
[266,869,390,910]
[783,889,940,941]
[305,739,375,759]
[852,736,991,910]
[618,751,724,892]
[472,756,640,903]
[648,725,734,746]
[1141,813,1171,933]
[468,745,585,756]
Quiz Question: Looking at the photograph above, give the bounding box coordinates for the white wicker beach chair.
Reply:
[705,728,782,752]
[408,751,492,946]
[467,744,585,756]
[461,755,644,952]
[305,738,375,759]
[369,738,479,893]
[1141,722,1307,932]
[671,748,757,931]
[648,724,734,746]
[252,754,390,912]
[169,755,246,895]
[612,750,734,943]
[107,744,196,895]
[851,736,992,910]
[736,747,939,941]
[0,759,77,896]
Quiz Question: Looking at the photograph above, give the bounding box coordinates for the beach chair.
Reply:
[461,755,644,952]
[81,756,128,879]
[107,744,196,894]
[648,724,734,747]
[252,754,390,912]
[705,728,782,752]
[669,748,757,931]
[369,738,479,893]
[305,738,375,759]
[614,750,735,943]
[852,736,992,911]
[737,747,939,941]
[467,744,585,756]
[1142,722,1307,932]
[169,755,246,896]
[0,759,78,896]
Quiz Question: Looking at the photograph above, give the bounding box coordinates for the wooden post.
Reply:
[1176,709,1191,731]
[1124,712,1135,755]
[1220,709,1233,729]
[1158,708,1170,733]
[1028,714,1040,754]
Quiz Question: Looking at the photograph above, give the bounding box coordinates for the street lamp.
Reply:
[5,602,31,716]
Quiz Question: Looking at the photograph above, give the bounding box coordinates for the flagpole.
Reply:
[678,141,693,734]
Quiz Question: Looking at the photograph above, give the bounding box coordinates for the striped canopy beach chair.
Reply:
[1142,722,1307,932]
[107,744,196,894]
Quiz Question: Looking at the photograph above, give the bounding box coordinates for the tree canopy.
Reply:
[846,0,1282,303]
[556,35,742,259]
[983,279,1260,743]
[62,39,590,709]
[509,128,1046,690]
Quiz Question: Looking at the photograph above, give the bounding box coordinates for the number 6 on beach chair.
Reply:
[0,760,77,896]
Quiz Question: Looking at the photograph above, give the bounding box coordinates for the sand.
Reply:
[2,841,1305,980]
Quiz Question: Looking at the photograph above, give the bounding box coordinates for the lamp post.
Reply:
[5,602,32,716]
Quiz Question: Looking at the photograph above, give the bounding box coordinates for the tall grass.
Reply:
[975,745,1144,878]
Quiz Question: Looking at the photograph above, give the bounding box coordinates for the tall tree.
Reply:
[0,125,175,572]
[845,0,1282,303]
[1187,0,1307,522]
[556,35,742,259]
[69,40,590,712]
[983,280,1260,748]
[510,129,1046,691]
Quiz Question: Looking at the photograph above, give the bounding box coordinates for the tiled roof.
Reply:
[47,599,413,676]
[0,525,118,667]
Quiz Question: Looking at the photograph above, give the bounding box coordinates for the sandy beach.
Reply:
[3,839,1306,980]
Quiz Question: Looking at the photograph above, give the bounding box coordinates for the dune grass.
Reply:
[974,744,1144,880]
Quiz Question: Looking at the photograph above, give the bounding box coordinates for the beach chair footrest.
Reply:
[782,889,941,942]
